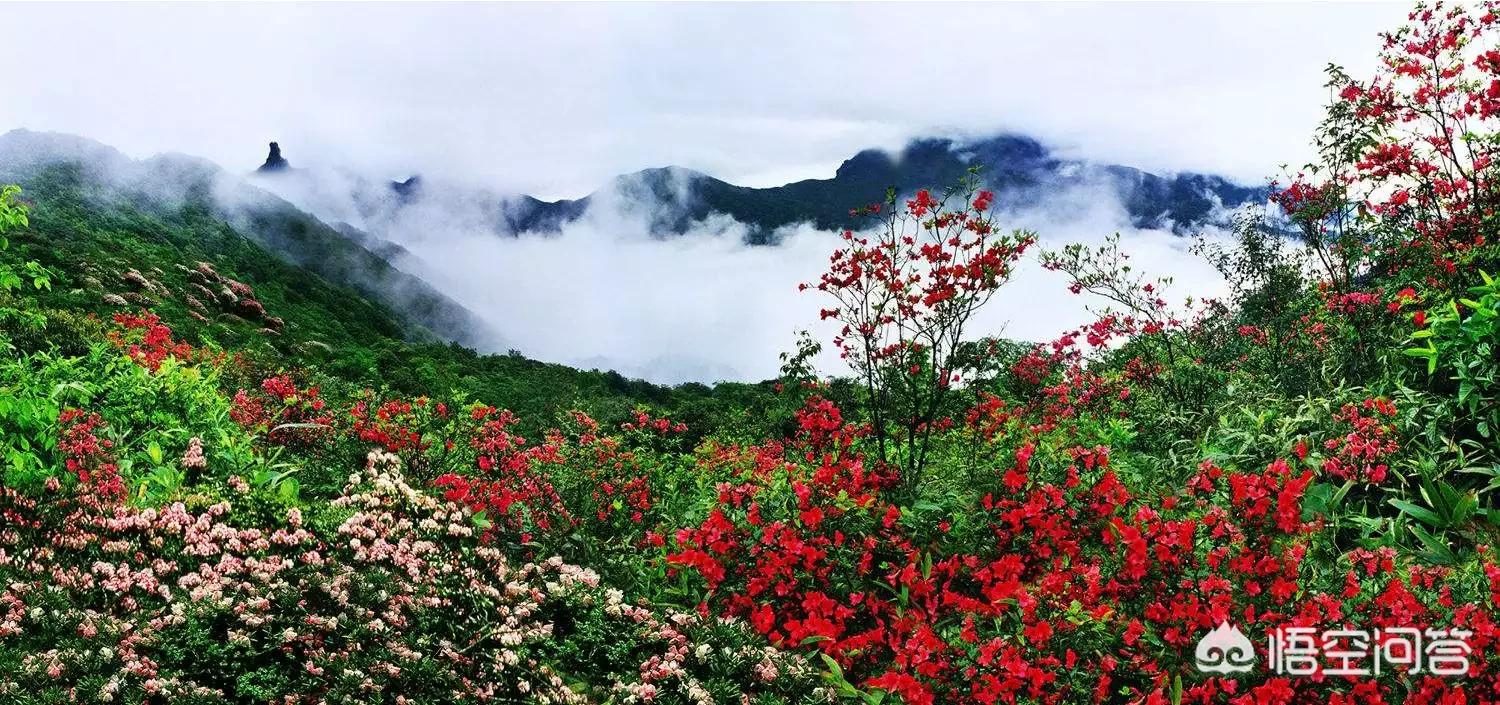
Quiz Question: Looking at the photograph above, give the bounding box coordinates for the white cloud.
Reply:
[1,2,1404,197]
[249,164,1235,384]
[2,2,1395,383]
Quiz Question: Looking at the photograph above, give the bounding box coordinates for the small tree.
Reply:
[804,171,1034,485]
[0,185,53,340]
[1042,234,1197,407]
[1278,2,1500,293]
[0,185,27,236]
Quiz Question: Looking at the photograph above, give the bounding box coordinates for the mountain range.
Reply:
[253,133,1267,245]
[0,127,1267,383]
[481,135,1264,241]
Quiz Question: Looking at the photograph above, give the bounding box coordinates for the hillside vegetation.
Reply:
[0,151,793,443]
[3,4,1500,704]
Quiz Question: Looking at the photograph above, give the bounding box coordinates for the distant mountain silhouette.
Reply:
[257,141,290,173]
[390,175,423,200]
[496,135,1266,241]
[244,133,1266,244]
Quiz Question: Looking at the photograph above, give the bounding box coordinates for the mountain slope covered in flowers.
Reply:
[3,2,1500,704]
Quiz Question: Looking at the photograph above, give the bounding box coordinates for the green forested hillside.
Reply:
[0,155,792,441]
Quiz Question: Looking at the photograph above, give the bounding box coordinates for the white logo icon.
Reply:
[1195,622,1256,673]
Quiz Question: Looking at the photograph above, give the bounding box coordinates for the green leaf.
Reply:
[1453,491,1478,525]
[1409,524,1458,565]
[278,477,300,503]
[820,653,843,680]
[1389,499,1444,528]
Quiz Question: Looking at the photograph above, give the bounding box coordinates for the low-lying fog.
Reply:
[252,168,1238,385]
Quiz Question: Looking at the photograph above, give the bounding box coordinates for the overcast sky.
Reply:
[4,2,1405,199]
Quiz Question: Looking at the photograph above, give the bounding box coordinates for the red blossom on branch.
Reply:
[57,408,125,501]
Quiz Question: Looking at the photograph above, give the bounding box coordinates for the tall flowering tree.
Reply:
[1278,1,1500,292]
[804,171,1034,484]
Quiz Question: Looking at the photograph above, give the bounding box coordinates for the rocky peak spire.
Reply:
[257,141,289,173]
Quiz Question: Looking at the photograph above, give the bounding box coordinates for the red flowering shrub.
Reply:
[346,393,445,454]
[433,404,572,547]
[1042,235,1235,418]
[1278,1,1500,292]
[659,382,1500,703]
[107,311,197,372]
[1323,397,1402,483]
[567,411,678,529]
[666,397,903,659]
[228,373,332,447]
[55,408,125,501]
[623,408,690,437]
[431,406,695,580]
[804,176,1035,482]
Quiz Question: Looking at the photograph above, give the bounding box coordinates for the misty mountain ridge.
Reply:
[292,133,1267,243]
[0,128,505,353]
[0,127,1263,384]
[528,135,1265,239]
[233,131,1265,384]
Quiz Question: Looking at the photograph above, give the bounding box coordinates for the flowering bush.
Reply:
[229,373,333,450]
[54,407,125,501]
[804,175,1035,483]
[107,311,202,372]
[346,393,442,454]
[432,404,574,548]
[0,450,827,704]
[1279,1,1500,292]
[660,390,1500,704]
[1322,397,1401,484]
